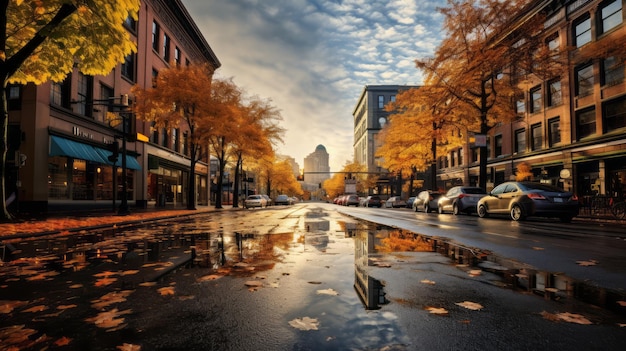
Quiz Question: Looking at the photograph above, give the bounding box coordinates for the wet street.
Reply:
[1,203,625,350]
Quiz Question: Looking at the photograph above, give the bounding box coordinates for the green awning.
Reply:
[49,136,141,170]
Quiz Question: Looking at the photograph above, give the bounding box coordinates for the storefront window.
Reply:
[48,156,134,201]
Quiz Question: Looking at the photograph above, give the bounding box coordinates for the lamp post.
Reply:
[117,113,130,215]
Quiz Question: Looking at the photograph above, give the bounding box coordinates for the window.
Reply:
[50,77,70,108]
[7,84,21,110]
[151,122,159,143]
[599,0,622,35]
[516,98,525,115]
[173,128,180,152]
[124,15,137,32]
[471,148,479,163]
[577,107,596,139]
[163,33,170,62]
[99,84,114,123]
[576,63,594,97]
[161,128,168,147]
[574,15,592,47]
[182,132,189,156]
[515,129,526,153]
[121,54,136,81]
[451,151,456,167]
[531,123,542,150]
[603,96,626,132]
[494,135,503,157]
[152,68,159,88]
[77,73,93,117]
[378,95,384,109]
[390,95,396,103]
[602,56,624,86]
[548,117,561,146]
[175,47,181,66]
[530,86,542,113]
[548,78,562,107]
[458,147,463,166]
[152,21,160,51]
[546,32,560,52]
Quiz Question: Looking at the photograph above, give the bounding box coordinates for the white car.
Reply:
[244,195,267,209]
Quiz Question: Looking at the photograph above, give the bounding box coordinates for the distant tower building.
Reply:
[304,145,330,185]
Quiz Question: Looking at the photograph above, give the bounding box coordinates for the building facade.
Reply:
[352,85,420,195]
[7,0,220,213]
[437,0,626,205]
[303,145,330,186]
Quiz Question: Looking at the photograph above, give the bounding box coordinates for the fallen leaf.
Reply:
[157,287,176,296]
[420,279,436,285]
[618,323,626,327]
[426,307,449,315]
[197,274,221,282]
[455,301,484,311]
[57,304,77,310]
[468,270,482,276]
[22,305,47,313]
[0,300,29,314]
[244,281,263,287]
[532,246,545,250]
[545,288,559,293]
[69,284,83,289]
[121,270,139,276]
[139,282,157,287]
[555,312,592,325]
[117,343,142,351]
[576,260,598,266]
[55,336,72,346]
[289,317,319,330]
[617,301,626,307]
[317,288,339,296]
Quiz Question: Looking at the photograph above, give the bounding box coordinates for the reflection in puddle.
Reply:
[352,222,626,316]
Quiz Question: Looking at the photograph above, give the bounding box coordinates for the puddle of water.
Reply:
[352,222,626,319]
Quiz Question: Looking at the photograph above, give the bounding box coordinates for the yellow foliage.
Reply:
[5,0,140,84]
[515,162,533,181]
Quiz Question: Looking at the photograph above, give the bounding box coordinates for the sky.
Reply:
[181,0,446,172]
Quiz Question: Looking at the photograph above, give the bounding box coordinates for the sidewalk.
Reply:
[1,202,240,240]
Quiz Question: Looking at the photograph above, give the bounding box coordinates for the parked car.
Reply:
[344,194,360,206]
[406,197,416,209]
[244,195,267,209]
[385,196,407,208]
[438,186,487,215]
[261,194,272,206]
[412,190,444,213]
[275,194,293,205]
[362,195,382,208]
[476,181,579,222]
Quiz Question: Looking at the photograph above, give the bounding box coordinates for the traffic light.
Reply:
[108,141,119,162]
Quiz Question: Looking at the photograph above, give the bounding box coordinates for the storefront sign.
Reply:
[72,126,94,140]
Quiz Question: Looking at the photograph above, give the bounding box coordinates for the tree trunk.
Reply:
[232,156,241,208]
[0,82,12,220]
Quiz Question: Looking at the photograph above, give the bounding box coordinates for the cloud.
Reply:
[181,0,445,171]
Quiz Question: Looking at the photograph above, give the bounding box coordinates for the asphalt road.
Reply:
[1,203,624,350]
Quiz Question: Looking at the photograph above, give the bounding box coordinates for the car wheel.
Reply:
[438,206,444,214]
[477,204,488,218]
[510,204,525,221]
[452,203,460,215]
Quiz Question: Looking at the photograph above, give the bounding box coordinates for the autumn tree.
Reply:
[132,64,215,210]
[322,161,367,199]
[415,0,549,190]
[197,78,243,209]
[269,159,302,197]
[230,95,284,207]
[379,86,464,190]
[1,0,138,219]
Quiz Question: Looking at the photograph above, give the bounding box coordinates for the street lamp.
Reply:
[105,95,131,215]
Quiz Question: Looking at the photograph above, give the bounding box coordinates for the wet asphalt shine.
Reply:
[1,203,624,350]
